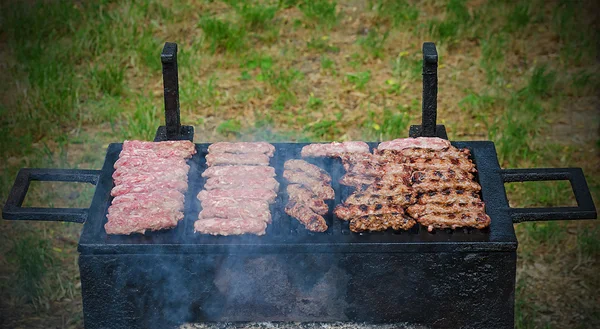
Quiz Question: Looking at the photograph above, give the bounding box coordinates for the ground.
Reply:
[0,1,598,328]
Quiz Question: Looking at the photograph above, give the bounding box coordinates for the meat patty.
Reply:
[105,208,183,235]
[114,155,188,170]
[111,189,185,206]
[410,169,474,183]
[201,165,275,178]
[109,193,184,213]
[403,157,477,173]
[334,203,405,221]
[287,184,329,215]
[205,153,270,166]
[197,188,277,204]
[284,160,331,183]
[301,141,370,158]
[417,190,482,205]
[349,214,416,232]
[199,206,271,223]
[208,142,276,157]
[386,147,470,160]
[417,212,491,232]
[194,217,267,236]
[411,180,481,193]
[283,170,335,200]
[339,174,376,188]
[112,170,188,186]
[284,200,328,232]
[200,198,269,211]
[111,179,188,197]
[377,137,450,152]
[121,140,196,159]
[204,175,279,191]
[406,202,485,218]
[343,192,415,207]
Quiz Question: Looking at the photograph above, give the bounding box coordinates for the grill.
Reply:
[3,42,597,329]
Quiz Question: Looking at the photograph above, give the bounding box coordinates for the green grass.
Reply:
[427,0,471,42]
[346,71,371,90]
[362,106,412,141]
[357,28,389,59]
[235,3,278,31]
[372,0,419,27]
[199,17,246,53]
[300,0,338,28]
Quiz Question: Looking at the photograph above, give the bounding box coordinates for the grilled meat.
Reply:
[339,173,376,188]
[287,184,329,215]
[114,155,188,170]
[403,157,477,173]
[406,202,485,218]
[111,189,185,206]
[334,203,405,221]
[194,217,267,236]
[197,188,277,204]
[417,190,482,205]
[301,141,370,158]
[284,160,331,183]
[200,198,269,211]
[343,192,415,207]
[204,175,279,191]
[106,207,184,235]
[411,169,474,183]
[349,213,416,232]
[283,170,335,200]
[112,170,188,186]
[207,142,275,157]
[205,153,270,166]
[121,140,196,159]
[417,212,491,232]
[385,147,471,160]
[201,165,275,178]
[199,205,271,223]
[284,200,328,232]
[411,180,481,193]
[111,179,188,197]
[377,137,450,152]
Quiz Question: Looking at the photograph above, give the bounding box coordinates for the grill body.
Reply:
[76,142,518,329]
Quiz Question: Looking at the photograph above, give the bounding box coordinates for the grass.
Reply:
[0,1,598,328]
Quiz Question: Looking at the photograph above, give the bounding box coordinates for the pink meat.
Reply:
[208,142,275,157]
[105,208,184,235]
[111,180,188,197]
[205,153,270,166]
[197,189,277,204]
[194,217,267,236]
[200,199,270,211]
[300,142,370,157]
[121,140,196,159]
[201,165,275,178]
[204,176,279,191]
[377,137,451,152]
[111,189,185,206]
[113,170,188,186]
[114,156,188,170]
[199,206,271,223]
[113,162,189,179]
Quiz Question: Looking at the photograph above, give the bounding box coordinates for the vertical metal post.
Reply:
[161,42,181,140]
[421,42,438,137]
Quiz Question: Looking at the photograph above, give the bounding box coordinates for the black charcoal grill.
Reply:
[3,43,597,329]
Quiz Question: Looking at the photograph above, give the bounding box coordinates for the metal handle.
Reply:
[408,42,448,139]
[161,42,181,139]
[2,168,101,223]
[154,42,194,142]
[501,168,597,223]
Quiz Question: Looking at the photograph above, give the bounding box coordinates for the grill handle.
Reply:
[2,168,101,223]
[154,42,194,142]
[501,168,597,223]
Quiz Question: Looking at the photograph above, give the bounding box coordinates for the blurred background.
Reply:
[0,0,598,328]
